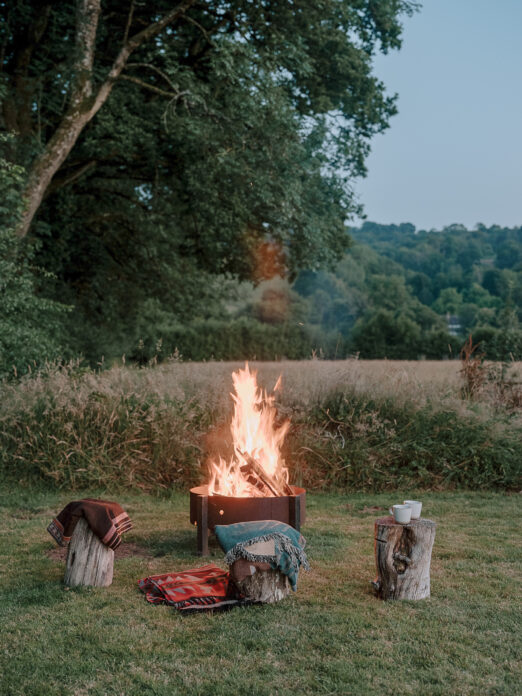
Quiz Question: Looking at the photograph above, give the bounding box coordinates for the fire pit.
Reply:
[190,484,306,555]
[190,363,306,554]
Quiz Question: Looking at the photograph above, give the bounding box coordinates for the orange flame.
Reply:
[208,363,290,497]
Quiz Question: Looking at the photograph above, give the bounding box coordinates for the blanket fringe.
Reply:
[224,532,310,572]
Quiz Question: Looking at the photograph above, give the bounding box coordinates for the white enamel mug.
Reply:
[389,504,412,524]
[403,500,422,519]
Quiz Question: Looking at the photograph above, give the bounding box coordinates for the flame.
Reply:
[208,363,290,497]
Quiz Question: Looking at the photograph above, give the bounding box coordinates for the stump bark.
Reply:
[372,516,436,600]
[235,568,291,603]
[64,518,114,587]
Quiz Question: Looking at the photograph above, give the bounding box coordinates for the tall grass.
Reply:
[0,360,520,491]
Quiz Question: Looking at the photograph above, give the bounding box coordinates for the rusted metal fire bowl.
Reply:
[189,485,306,555]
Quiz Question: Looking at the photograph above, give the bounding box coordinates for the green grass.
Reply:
[1,488,520,695]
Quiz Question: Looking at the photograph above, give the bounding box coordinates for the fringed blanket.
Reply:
[215,520,310,591]
[47,498,132,550]
[138,564,240,614]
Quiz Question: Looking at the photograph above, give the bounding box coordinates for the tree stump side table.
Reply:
[372,516,436,600]
[64,518,114,587]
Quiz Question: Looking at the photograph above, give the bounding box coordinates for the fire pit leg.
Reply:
[289,494,301,532]
[196,493,209,556]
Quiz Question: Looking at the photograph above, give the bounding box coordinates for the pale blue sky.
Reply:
[354,0,522,231]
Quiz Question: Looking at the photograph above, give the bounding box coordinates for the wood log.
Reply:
[239,452,293,497]
[64,518,114,587]
[239,456,273,496]
[236,568,291,603]
[372,516,436,601]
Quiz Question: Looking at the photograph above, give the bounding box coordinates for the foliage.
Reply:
[129,317,347,363]
[288,221,522,361]
[1,0,417,360]
[0,135,67,376]
[294,390,521,491]
[349,222,522,340]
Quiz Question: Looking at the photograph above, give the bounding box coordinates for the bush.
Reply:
[0,364,210,490]
[129,318,350,362]
[0,135,68,377]
[292,390,521,491]
[473,326,522,361]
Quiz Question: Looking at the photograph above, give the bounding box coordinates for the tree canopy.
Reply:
[0,0,418,363]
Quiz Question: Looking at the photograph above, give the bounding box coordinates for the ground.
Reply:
[0,487,520,696]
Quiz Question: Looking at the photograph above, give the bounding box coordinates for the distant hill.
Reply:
[287,222,522,359]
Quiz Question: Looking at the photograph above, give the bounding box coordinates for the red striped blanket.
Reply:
[138,564,240,614]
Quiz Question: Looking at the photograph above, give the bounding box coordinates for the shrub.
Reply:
[291,390,521,491]
[128,318,349,362]
[0,135,68,377]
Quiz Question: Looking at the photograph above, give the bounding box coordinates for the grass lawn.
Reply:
[0,488,520,696]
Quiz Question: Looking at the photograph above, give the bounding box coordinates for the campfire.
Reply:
[190,363,306,554]
[207,363,293,498]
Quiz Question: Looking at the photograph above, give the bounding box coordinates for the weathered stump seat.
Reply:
[235,568,291,603]
[372,516,436,600]
[64,518,114,587]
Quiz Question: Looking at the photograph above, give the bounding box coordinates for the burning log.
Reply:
[239,452,293,497]
[207,364,293,498]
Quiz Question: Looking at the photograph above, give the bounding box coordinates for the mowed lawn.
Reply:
[0,488,520,696]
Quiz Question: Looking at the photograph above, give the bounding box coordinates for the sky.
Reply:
[354,0,522,231]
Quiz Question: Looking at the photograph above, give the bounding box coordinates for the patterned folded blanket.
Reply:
[138,564,240,614]
[47,498,132,550]
[214,520,310,591]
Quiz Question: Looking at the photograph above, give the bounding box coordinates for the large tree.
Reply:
[1,0,416,356]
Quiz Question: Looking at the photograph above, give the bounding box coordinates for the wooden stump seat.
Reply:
[372,516,436,601]
[235,568,291,603]
[64,518,114,587]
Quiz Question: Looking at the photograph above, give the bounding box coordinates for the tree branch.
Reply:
[183,14,215,47]
[123,1,135,44]
[118,74,177,98]
[91,0,198,114]
[125,62,179,92]
[17,0,199,238]
[46,160,97,197]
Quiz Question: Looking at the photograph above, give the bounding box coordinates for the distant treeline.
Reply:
[3,216,522,374]
[129,222,522,365]
[287,221,522,362]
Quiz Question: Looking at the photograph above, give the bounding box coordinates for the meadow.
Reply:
[0,488,520,696]
[1,360,520,694]
[1,360,520,492]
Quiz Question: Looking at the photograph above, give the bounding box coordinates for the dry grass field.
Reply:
[7,357,520,412]
[1,359,520,492]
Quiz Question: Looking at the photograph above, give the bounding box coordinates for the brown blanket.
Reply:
[47,498,132,549]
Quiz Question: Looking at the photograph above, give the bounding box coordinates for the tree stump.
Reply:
[235,568,291,603]
[64,518,114,587]
[372,516,436,600]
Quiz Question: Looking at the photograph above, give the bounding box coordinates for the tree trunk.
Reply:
[16,0,198,238]
[372,516,436,601]
[18,112,92,238]
[64,518,114,587]
[235,568,291,603]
